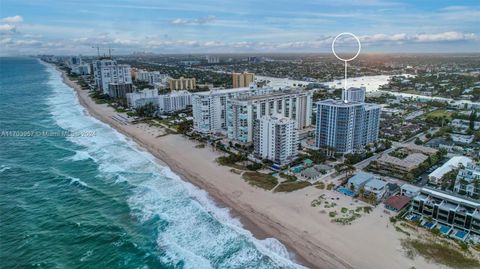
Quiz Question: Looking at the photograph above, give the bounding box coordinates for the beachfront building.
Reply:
[168,77,196,90]
[192,86,275,134]
[108,83,134,99]
[314,97,381,154]
[158,90,192,114]
[384,195,411,212]
[454,163,480,199]
[253,115,298,165]
[93,59,132,95]
[400,184,421,198]
[227,89,313,143]
[126,89,159,108]
[428,156,473,185]
[410,187,480,238]
[347,172,377,192]
[71,64,91,75]
[232,72,255,88]
[136,70,168,85]
[364,178,387,201]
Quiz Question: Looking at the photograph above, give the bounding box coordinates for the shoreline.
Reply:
[52,62,444,269]
[54,66,319,268]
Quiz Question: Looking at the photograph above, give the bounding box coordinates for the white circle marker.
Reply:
[331,32,361,101]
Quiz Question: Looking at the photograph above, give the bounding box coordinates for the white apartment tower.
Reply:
[227,89,313,143]
[192,86,275,134]
[93,59,132,95]
[254,115,298,165]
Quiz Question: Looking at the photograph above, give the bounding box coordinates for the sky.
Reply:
[0,0,479,55]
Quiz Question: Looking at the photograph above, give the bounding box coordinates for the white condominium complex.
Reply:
[93,59,132,95]
[315,88,381,154]
[232,72,255,88]
[126,89,191,114]
[126,89,158,108]
[158,90,192,114]
[254,115,298,165]
[168,77,196,90]
[227,89,313,143]
[342,87,366,102]
[136,70,167,85]
[192,86,275,134]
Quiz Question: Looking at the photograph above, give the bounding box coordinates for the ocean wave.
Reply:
[43,61,306,268]
[0,165,11,173]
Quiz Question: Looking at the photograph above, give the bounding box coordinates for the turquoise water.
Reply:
[0,58,305,269]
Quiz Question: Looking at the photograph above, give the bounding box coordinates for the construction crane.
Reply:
[91,45,100,57]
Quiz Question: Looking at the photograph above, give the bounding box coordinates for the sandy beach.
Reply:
[59,68,444,269]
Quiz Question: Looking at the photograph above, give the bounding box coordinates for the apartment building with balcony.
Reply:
[411,187,480,238]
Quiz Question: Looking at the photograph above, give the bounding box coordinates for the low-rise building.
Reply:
[411,187,480,237]
[454,163,480,199]
[451,134,475,144]
[428,156,473,185]
[373,144,438,178]
[136,70,168,85]
[364,178,387,201]
[347,172,376,192]
[384,195,411,212]
[401,184,421,198]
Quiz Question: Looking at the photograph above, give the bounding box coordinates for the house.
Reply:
[301,167,322,181]
[401,184,421,198]
[451,134,475,144]
[364,179,387,201]
[384,195,411,212]
[347,172,376,192]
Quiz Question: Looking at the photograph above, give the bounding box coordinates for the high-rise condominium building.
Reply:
[136,70,167,85]
[342,87,366,102]
[227,89,312,143]
[168,77,196,90]
[254,115,298,165]
[158,90,192,114]
[315,89,380,153]
[93,59,132,95]
[192,86,275,134]
[232,72,255,88]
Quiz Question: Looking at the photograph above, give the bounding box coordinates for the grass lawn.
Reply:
[274,180,311,192]
[401,239,480,269]
[242,172,278,190]
[424,110,453,120]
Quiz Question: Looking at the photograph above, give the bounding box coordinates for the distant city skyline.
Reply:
[1,0,479,55]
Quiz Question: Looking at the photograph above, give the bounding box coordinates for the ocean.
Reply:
[0,57,304,269]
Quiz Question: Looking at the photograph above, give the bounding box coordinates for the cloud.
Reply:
[1,15,23,23]
[0,24,16,32]
[414,32,477,42]
[171,16,216,25]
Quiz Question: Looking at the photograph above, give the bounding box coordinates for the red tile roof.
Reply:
[384,195,411,211]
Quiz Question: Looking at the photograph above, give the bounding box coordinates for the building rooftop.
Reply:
[384,195,411,211]
[348,172,376,186]
[401,183,421,193]
[365,178,387,190]
[428,156,473,180]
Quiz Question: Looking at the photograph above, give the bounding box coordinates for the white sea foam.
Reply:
[0,165,11,173]
[43,61,307,269]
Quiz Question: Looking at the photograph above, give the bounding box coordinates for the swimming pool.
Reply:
[439,225,450,235]
[338,187,355,197]
[455,230,466,239]
[423,222,434,229]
